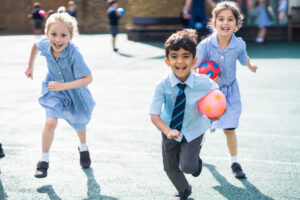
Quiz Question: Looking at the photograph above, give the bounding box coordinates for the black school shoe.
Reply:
[78,148,91,168]
[34,161,49,178]
[192,157,202,177]
[231,162,246,179]
[173,186,192,200]
[0,144,5,158]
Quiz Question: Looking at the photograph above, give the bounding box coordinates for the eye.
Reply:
[62,34,66,37]
[51,33,56,36]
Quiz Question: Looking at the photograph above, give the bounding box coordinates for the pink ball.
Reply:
[39,10,46,17]
[198,89,226,119]
[198,61,221,80]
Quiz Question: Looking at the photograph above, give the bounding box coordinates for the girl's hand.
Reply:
[25,67,33,80]
[249,64,258,73]
[208,108,227,121]
[213,76,220,83]
[167,129,180,139]
[48,81,64,91]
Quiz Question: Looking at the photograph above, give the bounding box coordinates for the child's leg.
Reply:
[162,134,190,196]
[35,117,57,178]
[76,128,91,168]
[223,129,246,178]
[42,117,58,157]
[223,129,237,159]
[256,27,267,43]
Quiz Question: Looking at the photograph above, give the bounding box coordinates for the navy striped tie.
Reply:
[170,83,187,131]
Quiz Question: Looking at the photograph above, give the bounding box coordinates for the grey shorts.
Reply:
[110,25,118,37]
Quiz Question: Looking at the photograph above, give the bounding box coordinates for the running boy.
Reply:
[149,29,219,200]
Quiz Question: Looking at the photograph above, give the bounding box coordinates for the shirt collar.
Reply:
[212,33,238,49]
[170,72,194,88]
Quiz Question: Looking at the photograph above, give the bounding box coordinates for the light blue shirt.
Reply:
[149,72,218,142]
[195,33,248,129]
[36,38,95,130]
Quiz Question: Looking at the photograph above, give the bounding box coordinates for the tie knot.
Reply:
[177,83,186,90]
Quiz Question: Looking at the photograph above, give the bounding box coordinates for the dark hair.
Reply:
[210,1,244,28]
[164,29,198,58]
[107,0,117,5]
[33,2,41,9]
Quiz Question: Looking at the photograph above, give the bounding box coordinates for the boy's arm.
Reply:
[48,73,93,91]
[247,57,258,73]
[25,43,39,80]
[151,115,180,139]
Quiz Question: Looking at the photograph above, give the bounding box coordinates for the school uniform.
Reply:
[149,72,217,192]
[36,38,95,131]
[195,33,248,130]
[256,6,271,28]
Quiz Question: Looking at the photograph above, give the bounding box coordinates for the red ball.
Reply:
[198,89,226,119]
[39,10,46,17]
[198,61,220,79]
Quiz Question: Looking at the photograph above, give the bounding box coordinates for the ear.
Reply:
[193,57,198,66]
[164,58,170,66]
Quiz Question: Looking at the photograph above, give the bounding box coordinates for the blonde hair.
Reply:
[57,6,66,13]
[210,1,244,29]
[45,12,79,37]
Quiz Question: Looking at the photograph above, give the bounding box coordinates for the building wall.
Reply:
[0,0,185,34]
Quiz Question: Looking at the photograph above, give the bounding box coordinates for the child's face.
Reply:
[165,48,197,82]
[214,9,238,38]
[47,21,72,56]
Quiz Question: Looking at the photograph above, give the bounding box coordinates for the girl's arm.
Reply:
[25,43,39,80]
[48,74,93,91]
[151,115,180,139]
[247,57,258,73]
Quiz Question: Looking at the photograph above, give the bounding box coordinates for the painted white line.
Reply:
[5,147,300,166]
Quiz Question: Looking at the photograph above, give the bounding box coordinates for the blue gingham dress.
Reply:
[36,38,95,131]
[195,33,248,130]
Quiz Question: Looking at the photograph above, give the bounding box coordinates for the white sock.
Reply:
[230,156,238,165]
[256,38,264,43]
[41,152,49,163]
[79,143,88,152]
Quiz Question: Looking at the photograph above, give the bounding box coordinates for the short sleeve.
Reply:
[36,37,50,56]
[72,49,91,79]
[237,38,248,66]
[195,41,207,68]
[149,82,164,115]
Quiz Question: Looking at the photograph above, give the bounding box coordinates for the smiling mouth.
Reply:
[221,27,230,31]
[54,43,63,49]
[176,66,186,71]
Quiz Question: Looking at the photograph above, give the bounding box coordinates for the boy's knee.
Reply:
[180,163,198,174]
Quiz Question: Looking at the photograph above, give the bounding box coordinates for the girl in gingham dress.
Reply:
[194,1,257,179]
[25,12,95,178]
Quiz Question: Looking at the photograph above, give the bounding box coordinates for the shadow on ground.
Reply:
[0,178,8,200]
[204,163,274,200]
[36,168,118,200]
[82,168,118,200]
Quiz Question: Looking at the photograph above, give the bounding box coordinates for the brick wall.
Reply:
[0,0,185,34]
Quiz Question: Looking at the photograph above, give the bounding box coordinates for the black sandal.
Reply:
[34,161,49,178]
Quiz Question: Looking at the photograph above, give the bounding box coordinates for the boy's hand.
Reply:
[25,67,33,80]
[167,129,180,139]
[48,81,64,91]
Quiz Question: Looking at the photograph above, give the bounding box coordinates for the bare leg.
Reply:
[42,117,58,153]
[76,128,86,144]
[223,129,237,157]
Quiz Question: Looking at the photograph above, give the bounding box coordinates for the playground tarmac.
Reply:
[0,34,300,200]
